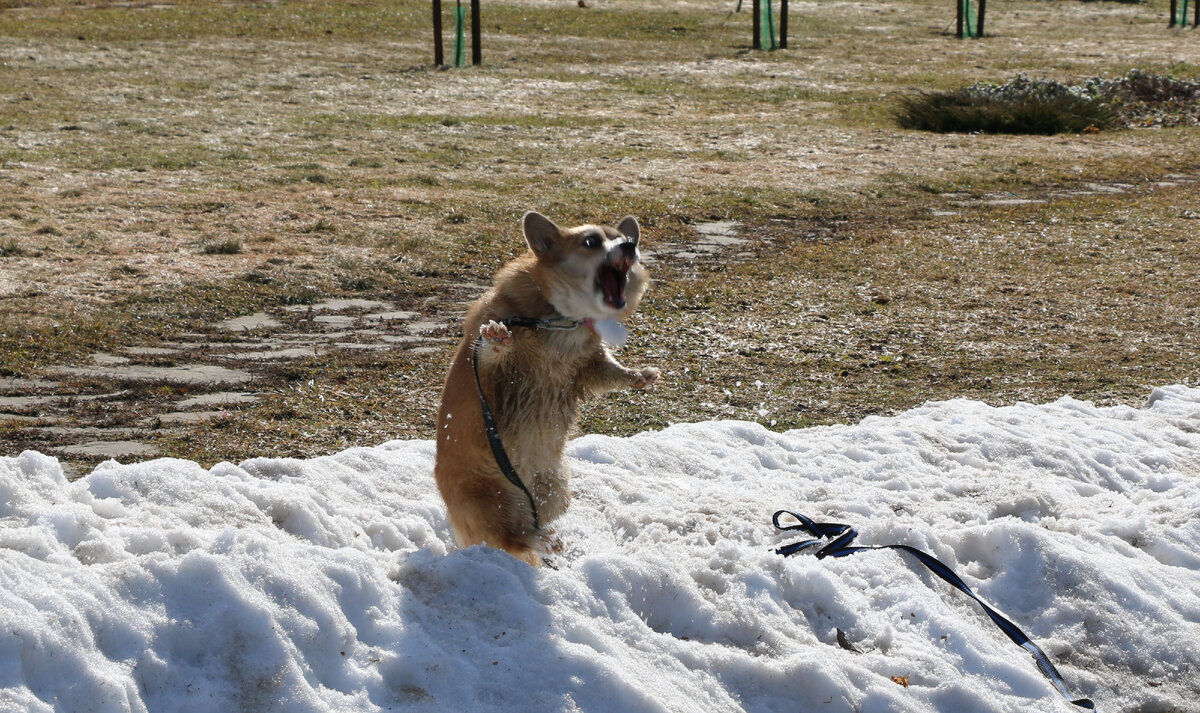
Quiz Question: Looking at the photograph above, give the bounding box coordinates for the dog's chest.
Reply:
[492,328,594,417]
[520,328,593,390]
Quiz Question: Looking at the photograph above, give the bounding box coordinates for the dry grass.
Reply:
[1,0,1198,469]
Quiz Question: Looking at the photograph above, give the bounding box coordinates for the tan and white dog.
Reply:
[434,211,658,566]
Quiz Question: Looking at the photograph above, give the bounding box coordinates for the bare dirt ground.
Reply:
[1,0,1198,474]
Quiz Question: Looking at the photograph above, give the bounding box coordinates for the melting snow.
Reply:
[2,386,1199,712]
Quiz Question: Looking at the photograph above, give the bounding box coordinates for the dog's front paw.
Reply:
[538,528,566,555]
[480,320,513,349]
[632,367,660,390]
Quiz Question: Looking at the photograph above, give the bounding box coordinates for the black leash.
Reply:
[471,336,540,530]
[773,510,1095,710]
[470,316,581,531]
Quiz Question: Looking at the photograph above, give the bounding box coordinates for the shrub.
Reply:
[895,71,1200,134]
[894,75,1116,134]
[201,238,242,255]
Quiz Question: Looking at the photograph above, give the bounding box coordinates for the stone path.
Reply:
[1,219,748,475]
[6,187,1185,475]
[0,294,471,476]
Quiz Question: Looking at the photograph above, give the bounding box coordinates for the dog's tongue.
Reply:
[600,265,626,309]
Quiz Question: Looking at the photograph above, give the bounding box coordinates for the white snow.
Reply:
[3,386,1199,713]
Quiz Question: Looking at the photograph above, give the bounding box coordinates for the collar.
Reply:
[500,315,627,347]
[501,315,584,331]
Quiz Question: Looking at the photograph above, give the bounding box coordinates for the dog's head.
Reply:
[521,211,649,321]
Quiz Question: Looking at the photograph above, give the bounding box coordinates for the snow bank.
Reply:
[2,386,1199,712]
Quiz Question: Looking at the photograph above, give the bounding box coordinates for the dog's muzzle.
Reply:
[598,240,637,310]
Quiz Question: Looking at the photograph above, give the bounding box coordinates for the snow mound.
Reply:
[2,387,1199,712]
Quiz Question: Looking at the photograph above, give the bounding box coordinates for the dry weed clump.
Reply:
[895,71,1200,134]
[1100,70,1200,127]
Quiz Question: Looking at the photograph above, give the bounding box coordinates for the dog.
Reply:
[434,211,659,566]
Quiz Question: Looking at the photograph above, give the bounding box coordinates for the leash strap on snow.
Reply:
[772,510,1095,710]
[471,336,539,530]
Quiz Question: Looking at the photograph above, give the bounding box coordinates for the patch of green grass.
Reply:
[894,72,1200,134]
[200,238,242,255]
[300,219,337,234]
[894,89,1116,134]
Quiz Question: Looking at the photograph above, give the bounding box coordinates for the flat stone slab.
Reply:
[313,315,357,327]
[0,378,60,393]
[0,391,125,412]
[40,426,141,439]
[219,312,283,332]
[979,198,1046,206]
[332,342,392,351]
[149,411,228,425]
[218,347,322,361]
[90,353,131,365]
[194,340,275,350]
[284,299,389,313]
[0,414,43,424]
[176,391,259,409]
[55,364,254,385]
[695,220,742,238]
[0,394,58,411]
[58,440,160,459]
[364,310,418,321]
[1083,182,1129,194]
[405,320,448,334]
[124,346,181,357]
[278,332,350,341]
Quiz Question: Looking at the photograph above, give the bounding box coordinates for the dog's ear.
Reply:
[617,216,640,246]
[522,211,561,257]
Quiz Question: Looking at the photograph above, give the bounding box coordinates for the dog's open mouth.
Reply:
[598,262,629,310]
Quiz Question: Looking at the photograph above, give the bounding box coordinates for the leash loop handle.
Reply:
[772,510,1095,710]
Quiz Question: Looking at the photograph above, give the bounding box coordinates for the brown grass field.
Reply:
[1,0,1198,474]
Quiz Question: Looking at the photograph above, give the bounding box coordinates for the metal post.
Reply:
[779,0,788,48]
[956,0,964,38]
[471,0,481,65]
[752,0,761,49]
[433,0,444,65]
[1169,0,1177,27]
[977,0,986,37]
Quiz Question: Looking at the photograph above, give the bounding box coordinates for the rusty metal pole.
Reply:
[752,0,761,49]
[433,0,444,65]
[471,0,481,65]
[779,0,788,48]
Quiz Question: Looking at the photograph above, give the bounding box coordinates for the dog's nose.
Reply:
[607,240,636,273]
[609,239,637,262]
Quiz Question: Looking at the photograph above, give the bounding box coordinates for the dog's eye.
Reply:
[582,234,602,249]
